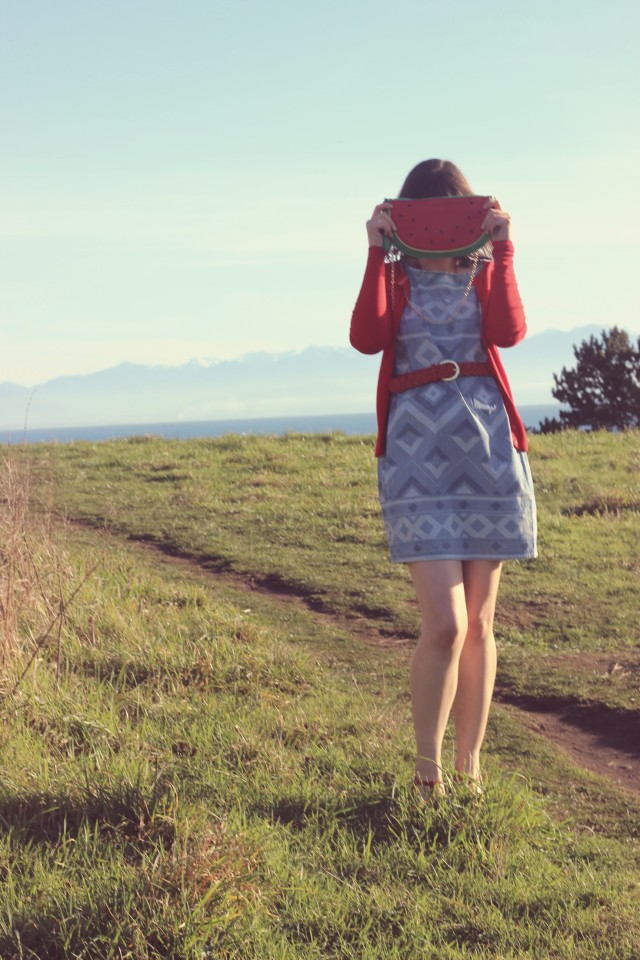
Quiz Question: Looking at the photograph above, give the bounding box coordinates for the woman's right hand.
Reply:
[366,203,396,247]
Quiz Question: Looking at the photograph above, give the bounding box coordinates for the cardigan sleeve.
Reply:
[481,241,527,348]
[349,246,395,355]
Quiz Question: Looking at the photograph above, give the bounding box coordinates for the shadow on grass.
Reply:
[68,651,215,691]
[268,793,401,839]
[0,916,178,960]
[562,496,640,517]
[252,783,488,852]
[0,883,214,960]
[0,778,177,848]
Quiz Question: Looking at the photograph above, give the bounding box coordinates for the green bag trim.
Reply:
[383,233,490,259]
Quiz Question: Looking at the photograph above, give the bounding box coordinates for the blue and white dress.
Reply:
[377,263,537,563]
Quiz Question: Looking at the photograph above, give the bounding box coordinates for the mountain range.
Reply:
[0,325,632,431]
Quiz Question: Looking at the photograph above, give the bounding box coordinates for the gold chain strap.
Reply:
[390,257,396,317]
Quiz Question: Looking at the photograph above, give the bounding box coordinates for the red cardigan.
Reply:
[349,241,529,456]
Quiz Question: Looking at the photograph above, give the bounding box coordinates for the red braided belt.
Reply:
[389,360,493,394]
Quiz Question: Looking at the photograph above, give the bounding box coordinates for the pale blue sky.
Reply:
[2,0,639,384]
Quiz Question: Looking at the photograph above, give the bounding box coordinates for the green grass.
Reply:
[31,428,640,711]
[0,533,638,958]
[0,430,638,958]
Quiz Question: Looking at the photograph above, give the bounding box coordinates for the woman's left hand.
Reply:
[482,199,512,241]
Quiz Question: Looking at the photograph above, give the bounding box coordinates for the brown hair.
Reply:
[398,159,474,199]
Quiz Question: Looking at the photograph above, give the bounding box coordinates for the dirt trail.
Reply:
[493,692,639,796]
[86,528,640,797]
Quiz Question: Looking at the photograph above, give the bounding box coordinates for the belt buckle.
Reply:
[439,359,460,382]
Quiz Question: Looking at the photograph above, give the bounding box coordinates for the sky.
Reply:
[2,0,639,386]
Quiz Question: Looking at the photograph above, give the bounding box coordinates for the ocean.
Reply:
[7,404,560,445]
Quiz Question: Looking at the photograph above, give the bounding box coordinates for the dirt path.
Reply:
[78,525,640,797]
[493,692,639,796]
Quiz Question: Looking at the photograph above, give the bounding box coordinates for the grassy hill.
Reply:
[0,430,638,958]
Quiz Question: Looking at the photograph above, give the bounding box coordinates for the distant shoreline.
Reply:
[4,404,561,445]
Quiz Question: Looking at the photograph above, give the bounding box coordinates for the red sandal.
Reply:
[413,774,444,802]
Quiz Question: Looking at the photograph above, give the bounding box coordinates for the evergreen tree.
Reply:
[548,327,640,431]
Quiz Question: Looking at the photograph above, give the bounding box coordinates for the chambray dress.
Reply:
[377,263,537,562]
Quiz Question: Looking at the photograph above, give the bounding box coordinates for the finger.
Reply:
[482,210,510,232]
[367,217,393,238]
[375,211,397,231]
[370,205,395,228]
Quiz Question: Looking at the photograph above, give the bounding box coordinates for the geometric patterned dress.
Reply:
[378,263,537,563]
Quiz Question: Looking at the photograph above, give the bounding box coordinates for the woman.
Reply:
[350,159,536,799]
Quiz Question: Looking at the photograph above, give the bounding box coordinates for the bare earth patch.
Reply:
[494,692,639,795]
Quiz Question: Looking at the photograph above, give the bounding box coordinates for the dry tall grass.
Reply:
[0,447,91,685]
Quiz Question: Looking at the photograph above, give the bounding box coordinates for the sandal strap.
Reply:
[413,774,440,788]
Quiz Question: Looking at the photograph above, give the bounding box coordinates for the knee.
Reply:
[423,614,467,654]
[465,611,494,645]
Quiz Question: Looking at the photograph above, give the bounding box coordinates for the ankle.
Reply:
[415,758,442,785]
[454,770,484,796]
[455,754,481,781]
[413,774,446,802]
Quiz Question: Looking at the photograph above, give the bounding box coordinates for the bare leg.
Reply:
[408,560,468,787]
[453,560,502,780]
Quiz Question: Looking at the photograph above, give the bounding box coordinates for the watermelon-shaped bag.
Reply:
[383,195,491,259]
